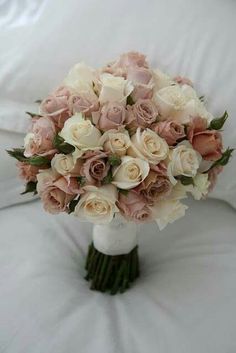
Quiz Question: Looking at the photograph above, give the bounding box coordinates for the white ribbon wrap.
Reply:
[92,215,138,256]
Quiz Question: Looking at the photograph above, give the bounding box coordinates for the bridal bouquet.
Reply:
[8,52,233,294]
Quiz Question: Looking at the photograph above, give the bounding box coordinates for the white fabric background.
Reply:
[0,0,236,352]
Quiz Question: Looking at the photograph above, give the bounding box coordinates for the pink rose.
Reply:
[69,92,99,117]
[127,67,154,101]
[80,151,109,184]
[152,120,185,146]
[207,166,223,193]
[17,162,41,182]
[118,191,151,223]
[40,86,71,129]
[94,102,126,131]
[126,99,158,128]
[135,170,172,203]
[24,117,56,157]
[40,186,74,214]
[174,76,193,87]
[187,117,223,161]
[150,161,168,176]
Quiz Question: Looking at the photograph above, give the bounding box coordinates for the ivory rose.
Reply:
[128,128,169,164]
[73,185,118,224]
[17,162,40,182]
[24,117,56,157]
[94,102,126,130]
[118,191,151,223]
[190,173,210,200]
[51,153,82,176]
[64,62,96,94]
[151,199,188,230]
[126,99,158,128]
[59,113,101,153]
[99,129,131,156]
[98,73,133,105]
[112,156,150,189]
[152,120,185,146]
[152,68,175,91]
[167,143,202,185]
[69,91,99,116]
[187,117,223,161]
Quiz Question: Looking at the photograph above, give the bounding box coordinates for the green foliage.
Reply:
[21,181,37,195]
[53,134,75,154]
[208,111,228,130]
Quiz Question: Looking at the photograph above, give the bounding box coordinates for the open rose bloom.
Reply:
[8,52,233,294]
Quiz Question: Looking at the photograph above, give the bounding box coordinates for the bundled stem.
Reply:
[85,243,140,295]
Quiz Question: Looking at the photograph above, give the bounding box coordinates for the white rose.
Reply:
[151,199,188,230]
[167,143,202,185]
[152,68,175,91]
[154,84,213,124]
[128,128,169,164]
[64,62,95,94]
[99,129,131,157]
[51,153,81,176]
[112,155,150,190]
[59,113,102,153]
[99,73,133,105]
[189,173,210,200]
[73,185,119,224]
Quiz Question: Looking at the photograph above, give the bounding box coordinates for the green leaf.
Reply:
[179,176,194,185]
[108,154,121,166]
[21,181,38,195]
[118,188,129,196]
[34,99,42,104]
[26,111,42,118]
[199,95,205,102]
[6,148,27,162]
[77,176,86,187]
[68,199,79,214]
[210,148,234,169]
[102,170,113,185]
[126,95,135,106]
[53,134,75,154]
[28,155,51,166]
[208,111,228,130]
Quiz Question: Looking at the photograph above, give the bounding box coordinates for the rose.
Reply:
[98,73,133,105]
[151,199,188,230]
[63,62,96,94]
[154,84,213,124]
[114,52,148,69]
[24,117,56,157]
[187,117,223,161]
[37,169,76,214]
[174,76,193,87]
[99,129,131,157]
[73,185,118,224]
[80,151,109,184]
[94,102,126,130]
[152,120,185,146]
[59,113,101,153]
[112,156,149,189]
[128,128,169,164]
[136,171,173,203]
[126,99,158,128]
[152,68,176,91]
[118,191,151,223]
[17,162,40,182]
[167,143,202,185]
[207,166,223,193]
[190,173,210,200]
[127,67,154,101]
[69,91,99,117]
[51,153,82,176]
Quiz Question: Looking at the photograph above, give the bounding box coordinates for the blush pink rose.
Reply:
[69,92,99,117]
[135,171,172,204]
[17,162,41,182]
[126,99,158,128]
[127,67,153,101]
[118,191,151,223]
[174,76,193,87]
[80,151,109,185]
[207,166,223,193]
[150,161,168,176]
[40,86,71,129]
[187,117,223,161]
[40,186,74,214]
[94,102,126,131]
[152,120,185,145]
[24,117,56,157]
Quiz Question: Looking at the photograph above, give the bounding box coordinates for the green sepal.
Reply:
[178,176,194,185]
[208,111,228,130]
[108,154,121,167]
[210,148,234,169]
[199,95,205,102]
[34,99,42,104]
[77,176,86,187]
[53,134,75,154]
[68,199,80,214]
[21,181,38,195]
[102,170,113,184]
[26,111,42,118]
[126,95,135,105]
[28,155,51,166]
[7,148,26,162]
[118,188,129,196]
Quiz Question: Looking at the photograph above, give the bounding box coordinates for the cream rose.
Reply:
[112,156,150,190]
[167,143,202,185]
[154,84,213,124]
[99,129,131,157]
[51,153,81,176]
[63,62,95,94]
[189,173,210,200]
[73,185,119,224]
[152,68,175,91]
[98,73,133,105]
[128,128,169,164]
[151,199,188,230]
[59,113,101,153]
